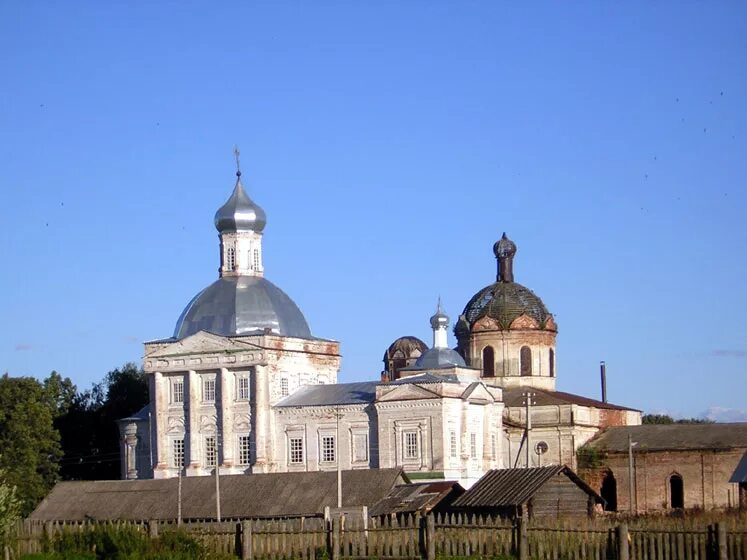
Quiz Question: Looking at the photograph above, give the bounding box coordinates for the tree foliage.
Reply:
[0,374,64,516]
[56,363,148,481]
[0,463,20,547]
[642,413,714,425]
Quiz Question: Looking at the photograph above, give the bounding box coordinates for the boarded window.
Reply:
[520,346,532,376]
[352,433,368,463]
[549,349,555,377]
[670,474,684,509]
[482,346,495,377]
[449,431,457,459]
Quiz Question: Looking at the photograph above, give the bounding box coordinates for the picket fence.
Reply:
[9,513,746,560]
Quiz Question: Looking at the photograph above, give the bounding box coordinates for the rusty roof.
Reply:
[29,469,406,522]
[586,423,747,453]
[369,481,464,516]
[502,387,639,412]
[452,466,601,508]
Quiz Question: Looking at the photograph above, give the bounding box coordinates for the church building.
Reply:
[119,164,640,488]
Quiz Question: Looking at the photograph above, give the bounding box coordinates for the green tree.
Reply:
[0,463,20,547]
[0,375,62,516]
[642,413,714,425]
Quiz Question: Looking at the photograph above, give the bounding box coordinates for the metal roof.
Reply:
[389,373,461,385]
[174,276,311,339]
[214,177,266,233]
[503,387,639,412]
[461,281,553,331]
[274,382,378,407]
[383,336,428,362]
[29,469,406,522]
[452,466,601,508]
[730,451,747,483]
[586,423,747,453]
[414,347,466,368]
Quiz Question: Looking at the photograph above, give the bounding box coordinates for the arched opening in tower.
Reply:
[520,346,532,376]
[482,346,495,377]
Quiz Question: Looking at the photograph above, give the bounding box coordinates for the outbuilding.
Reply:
[451,465,603,519]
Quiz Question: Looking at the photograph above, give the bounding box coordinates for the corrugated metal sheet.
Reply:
[451,466,601,509]
[730,451,747,483]
[586,424,747,453]
[29,469,405,522]
[274,382,378,407]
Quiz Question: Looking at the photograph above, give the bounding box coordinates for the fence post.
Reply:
[241,520,252,560]
[517,514,528,560]
[425,513,435,560]
[617,524,629,560]
[716,523,727,560]
[331,515,340,560]
[148,519,158,539]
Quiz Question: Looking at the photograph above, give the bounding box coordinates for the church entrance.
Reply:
[670,474,684,509]
[600,470,617,512]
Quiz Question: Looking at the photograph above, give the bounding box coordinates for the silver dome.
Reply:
[174,276,311,339]
[214,176,267,233]
[414,347,466,369]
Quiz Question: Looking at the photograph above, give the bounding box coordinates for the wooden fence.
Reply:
[8,513,745,560]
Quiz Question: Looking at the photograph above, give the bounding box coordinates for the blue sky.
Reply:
[1,2,745,419]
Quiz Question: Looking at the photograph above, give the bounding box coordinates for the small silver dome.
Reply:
[429,299,449,329]
[214,176,267,233]
[174,276,311,339]
[414,347,466,369]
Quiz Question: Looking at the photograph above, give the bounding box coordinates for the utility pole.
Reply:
[215,430,222,522]
[177,464,183,527]
[336,406,342,508]
[522,391,535,468]
[628,434,637,514]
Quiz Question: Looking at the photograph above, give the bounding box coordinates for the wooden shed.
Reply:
[451,465,603,520]
[369,481,465,519]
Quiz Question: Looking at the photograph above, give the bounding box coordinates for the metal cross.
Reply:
[233,145,242,177]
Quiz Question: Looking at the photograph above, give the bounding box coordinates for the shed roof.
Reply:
[452,466,601,508]
[729,451,747,483]
[585,423,747,453]
[29,469,406,522]
[369,482,464,516]
[274,382,378,407]
[502,387,639,412]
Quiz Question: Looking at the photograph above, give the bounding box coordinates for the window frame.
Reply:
[173,438,185,468]
[288,436,304,464]
[403,430,419,460]
[202,377,216,403]
[237,435,251,466]
[237,376,250,401]
[321,435,336,463]
[204,435,217,468]
[171,378,184,405]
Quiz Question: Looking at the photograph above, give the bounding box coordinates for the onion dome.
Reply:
[430,298,449,329]
[383,336,428,363]
[458,234,555,331]
[174,275,311,339]
[214,172,267,233]
[414,347,466,369]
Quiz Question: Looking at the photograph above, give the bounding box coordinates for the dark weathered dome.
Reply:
[174,276,311,339]
[383,336,428,362]
[461,281,553,330]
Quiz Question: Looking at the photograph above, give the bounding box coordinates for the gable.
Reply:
[146,331,262,358]
[461,383,495,403]
[377,384,440,402]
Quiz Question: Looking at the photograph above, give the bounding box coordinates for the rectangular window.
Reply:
[404,431,418,460]
[352,433,369,463]
[237,377,249,400]
[173,439,184,468]
[470,433,477,459]
[253,249,260,270]
[450,431,457,459]
[289,437,304,464]
[491,434,497,460]
[321,435,336,463]
[238,435,251,465]
[172,379,184,404]
[203,378,216,402]
[205,436,217,467]
[280,378,289,397]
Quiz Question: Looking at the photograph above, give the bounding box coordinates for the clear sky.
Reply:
[1,2,745,420]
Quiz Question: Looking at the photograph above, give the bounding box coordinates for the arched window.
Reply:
[520,346,532,376]
[482,346,495,377]
[549,349,555,378]
[670,474,684,509]
[226,247,236,270]
[600,470,617,512]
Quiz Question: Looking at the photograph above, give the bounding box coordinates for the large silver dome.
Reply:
[174,276,311,339]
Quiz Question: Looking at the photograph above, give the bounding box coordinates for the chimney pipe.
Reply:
[600,361,607,403]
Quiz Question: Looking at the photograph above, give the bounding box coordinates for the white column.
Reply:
[253,365,271,472]
[187,370,201,474]
[220,368,234,467]
[433,325,448,349]
[153,372,169,476]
